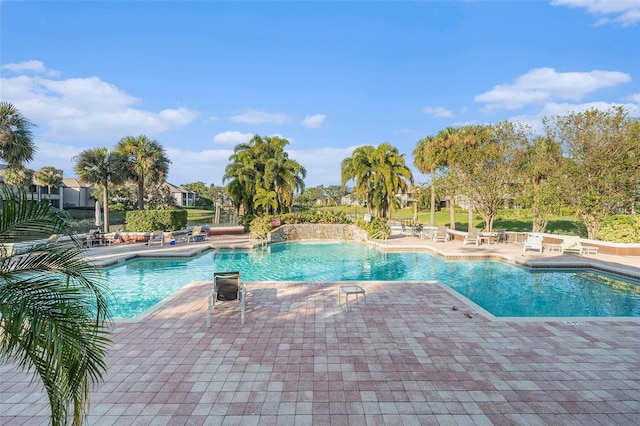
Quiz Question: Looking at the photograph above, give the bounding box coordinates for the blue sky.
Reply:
[1,1,639,188]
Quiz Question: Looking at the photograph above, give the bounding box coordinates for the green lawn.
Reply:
[313,206,587,237]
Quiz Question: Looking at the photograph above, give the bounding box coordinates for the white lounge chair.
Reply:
[187,225,207,243]
[464,228,480,246]
[433,225,450,242]
[561,236,599,256]
[523,233,543,253]
[147,230,164,246]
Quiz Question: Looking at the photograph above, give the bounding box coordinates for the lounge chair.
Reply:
[187,225,207,243]
[103,229,123,246]
[208,271,245,326]
[147,230,164,246]
[523,233,543,253]
[561,236,599,256]
[464,228,480,246]
[433,225,450,242]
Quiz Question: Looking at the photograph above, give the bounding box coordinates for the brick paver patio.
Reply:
[1,235,639,425]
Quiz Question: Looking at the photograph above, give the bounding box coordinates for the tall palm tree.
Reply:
[0,102,36,168]
[74,148,128,232]
[413,135,445,226]
[0,102,37,192]
[434,127,462,229]
[0,188,111,426]
[115,135,171,210]
[341,145,376,214]
[34,166,64,204]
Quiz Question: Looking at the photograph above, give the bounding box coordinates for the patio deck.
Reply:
[1,234,640,425]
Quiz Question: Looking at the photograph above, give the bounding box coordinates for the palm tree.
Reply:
[34,166,64,204]
[115,135,171,210]
[341,145,376,214]
[224,135,306,216]
[341,143,413,219]
[253,187,278,214]
[0,188,111,426]
[0,102,36,168]
[74,148,128,232]
[0,102,37,192]
[413,135,445,226]
[3,165,34,189]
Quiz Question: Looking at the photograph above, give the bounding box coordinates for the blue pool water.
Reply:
[103,242,640,318]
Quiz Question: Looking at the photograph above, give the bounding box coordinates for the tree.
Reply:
[543,106,640,239]
[433,127,463,229]
[521,136,564,233]
[0,102,37,191]
[34,166,64,203]
[116,135,171,210]
[0,188,111,426]
[413,135,446,226]
[0,102,36,168]
[3,165,34,189]
[223,135,306,216]
[454,123,530,232]
[253,187,278,214]
[74,148,128,232]
[341,143,413,218]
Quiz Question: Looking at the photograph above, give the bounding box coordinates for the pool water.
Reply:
[102,242,640,318]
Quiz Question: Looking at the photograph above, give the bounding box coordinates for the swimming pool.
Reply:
[103,241,640,318]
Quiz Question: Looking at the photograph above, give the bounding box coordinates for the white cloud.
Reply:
[552,0,640,26]
[229,110,290,124]
[422,106,453,118]
[0,62,199,142]
[212,131,254,145]
[301,114,326,128]
[288,146,361,186]
[164,147,234,186]
[475,67,631,110]
[1,60,61,77]
[627,93,640,103]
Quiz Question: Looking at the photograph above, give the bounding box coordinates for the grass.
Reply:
[313,205,587,237]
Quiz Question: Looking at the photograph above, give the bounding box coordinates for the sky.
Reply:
[1,0,639,189]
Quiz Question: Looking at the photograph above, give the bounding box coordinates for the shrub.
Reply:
[249,215,272,239]
[356,216,390,239]
[125,209,188,232]
[597,215,640,243]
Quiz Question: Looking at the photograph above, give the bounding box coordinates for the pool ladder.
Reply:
[370,231,388,242]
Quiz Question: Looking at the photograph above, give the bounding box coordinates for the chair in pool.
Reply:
[463,228,480,246]
[187,225,207,243]
[147,230,164,246]
[523,233,543,253]
[433,225,450,242]
[208,271,245,326]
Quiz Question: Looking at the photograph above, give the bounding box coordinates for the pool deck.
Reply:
[2,234,640,425]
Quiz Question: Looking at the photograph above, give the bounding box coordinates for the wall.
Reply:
[268,224,368,243]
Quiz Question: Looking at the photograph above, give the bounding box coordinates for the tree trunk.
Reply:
[468,207,473,232]
[429,168,436,226]
[102,185,110,233]
[137,180,145,210]
[449,197,455,230]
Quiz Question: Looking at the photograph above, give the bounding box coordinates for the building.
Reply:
[165,182,197,207]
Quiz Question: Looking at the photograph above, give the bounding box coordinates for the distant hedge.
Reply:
[125,209,188,232]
